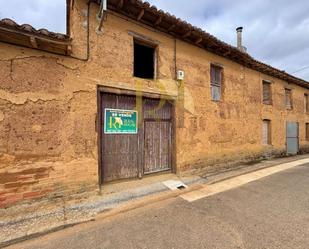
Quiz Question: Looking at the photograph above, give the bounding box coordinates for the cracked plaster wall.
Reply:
[1,0,309,208]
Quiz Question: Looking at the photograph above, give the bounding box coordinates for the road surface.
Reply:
[7,164,309,249]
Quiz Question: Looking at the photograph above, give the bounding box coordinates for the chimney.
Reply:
[236,27,247,52]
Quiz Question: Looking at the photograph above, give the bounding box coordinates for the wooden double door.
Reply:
[100,92,173,183]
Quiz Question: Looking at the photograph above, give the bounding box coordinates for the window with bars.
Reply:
[262,81,272,104]
[304,94,308,113]
[285,88,293,110]
[210,65,223,101]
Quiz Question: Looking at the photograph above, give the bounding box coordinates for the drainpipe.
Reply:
[98,0,107,31]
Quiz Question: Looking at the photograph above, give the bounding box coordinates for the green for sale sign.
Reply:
[104,108,138,134]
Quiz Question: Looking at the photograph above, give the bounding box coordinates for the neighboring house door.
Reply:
[286,122,299,155]
[262,120,271,145]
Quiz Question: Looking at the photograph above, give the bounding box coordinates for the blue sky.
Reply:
[1,0,308,81]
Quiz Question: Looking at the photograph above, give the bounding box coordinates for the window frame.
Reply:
[262,80,272,105]
[133,38,158,80]
[306,123,309,141]
[210,64,223,102]
[285,88,293,110]
[262,119,272,145]
[304,93,309,114]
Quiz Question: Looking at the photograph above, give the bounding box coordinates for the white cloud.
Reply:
[0,0,66,33]
[149,0,309,81]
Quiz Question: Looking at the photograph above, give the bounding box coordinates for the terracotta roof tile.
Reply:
[0,18,68,41]
[106,0,309,87]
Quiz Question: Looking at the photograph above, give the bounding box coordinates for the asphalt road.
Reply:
[7,164,309,249]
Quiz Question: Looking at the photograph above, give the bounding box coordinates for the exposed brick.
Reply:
[1,3,308,211]
[17,175,34,181]
[4,182,23,189]
[23,191,44,200]
[0,167,50,184]
[4,180,39,189]
[0,196,7,202]
[0,193,23,207]
[34,173,49,180]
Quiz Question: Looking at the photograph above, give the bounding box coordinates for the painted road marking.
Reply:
[180,158,309,202]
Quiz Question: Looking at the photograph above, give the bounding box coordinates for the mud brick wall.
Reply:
[1,0,309,207]
[0,49,98,208]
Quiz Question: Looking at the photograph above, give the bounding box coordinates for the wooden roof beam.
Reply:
[117,0,124,9]
[167,24,176,32]
[154,16,162,26]
[182,31,191,39]
[137,9,144,21]
[67,45,72,55]
[30,36,38,48]
[223,49,232,56]
[195,37,203,45]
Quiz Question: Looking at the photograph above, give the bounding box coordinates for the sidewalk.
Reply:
[1,154,309,248]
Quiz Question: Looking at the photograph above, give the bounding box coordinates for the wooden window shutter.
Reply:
[263,81,271,104]
[304,94,308,113]
[285,89,292,109]
[210,65,222,101]
[262,120,271,145]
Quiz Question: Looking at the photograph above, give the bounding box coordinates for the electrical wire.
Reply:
[292,66,309,74]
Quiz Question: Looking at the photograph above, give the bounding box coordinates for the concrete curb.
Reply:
[0,177,205,248]
[204,154,309,185]
[0,184,203,249]
[181,158,309,202]
[96,184,203,220]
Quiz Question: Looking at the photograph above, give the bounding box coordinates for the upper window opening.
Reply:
[210,65,223,101]
[285,88,293,110]
[262,81,272,105]
[304,94,308,113]
[134,40,156,79]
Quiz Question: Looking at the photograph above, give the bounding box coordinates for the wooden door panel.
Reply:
[101,93,139,182]
[144,121,171,174]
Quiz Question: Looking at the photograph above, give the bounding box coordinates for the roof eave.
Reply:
[106,0,309,88]
[0,18,71,56]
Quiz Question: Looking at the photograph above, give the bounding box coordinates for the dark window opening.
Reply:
[134,41,155,79]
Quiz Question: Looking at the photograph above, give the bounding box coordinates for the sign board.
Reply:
[104,109,138,134]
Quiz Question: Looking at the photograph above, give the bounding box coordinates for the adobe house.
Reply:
[1,0,309,208]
